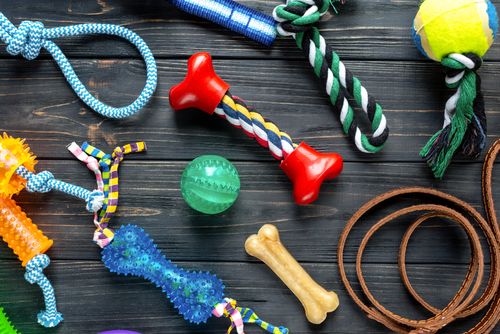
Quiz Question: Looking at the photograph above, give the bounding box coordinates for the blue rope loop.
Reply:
[16,165,104,212]
[25,254,63,327]
[0,13,157,118]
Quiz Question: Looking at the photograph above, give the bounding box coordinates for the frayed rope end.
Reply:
[37,311,63,328]
[86,190,105,212]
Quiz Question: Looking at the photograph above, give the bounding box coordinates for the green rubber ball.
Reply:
[181,155,240,214]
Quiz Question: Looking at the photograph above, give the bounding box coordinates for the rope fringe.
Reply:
[420,53,485,179]
[213,298,289,334]
[25,255,63,328]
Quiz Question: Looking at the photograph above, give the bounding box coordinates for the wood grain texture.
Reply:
[0,0,499,333]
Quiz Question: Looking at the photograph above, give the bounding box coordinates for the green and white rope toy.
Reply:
[273,0,389,153]
[413,0,498,178]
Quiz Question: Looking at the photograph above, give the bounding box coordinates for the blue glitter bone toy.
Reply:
[102,225,288,333]
[102,224,224,324]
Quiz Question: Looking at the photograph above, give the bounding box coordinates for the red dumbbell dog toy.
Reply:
[169,52,343,205]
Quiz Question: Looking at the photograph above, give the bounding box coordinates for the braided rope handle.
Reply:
[420,53,485,178]
[273,1,389,153]
[0,12,157,118]
[70,142,147,247]
[25,254,63,328]
[15,165,104,212]
[215,92,298,160]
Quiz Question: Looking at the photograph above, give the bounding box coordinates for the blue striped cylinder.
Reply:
[168,0,276,46]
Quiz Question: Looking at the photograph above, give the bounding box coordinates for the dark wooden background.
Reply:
[1,0,500,333]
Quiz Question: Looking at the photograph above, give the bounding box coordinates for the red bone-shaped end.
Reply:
[280,142,343,205]
[169,52,230,115]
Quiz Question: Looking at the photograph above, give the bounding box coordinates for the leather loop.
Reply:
[337,139,500,334]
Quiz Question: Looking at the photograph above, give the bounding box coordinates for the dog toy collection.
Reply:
[0,0,499,333]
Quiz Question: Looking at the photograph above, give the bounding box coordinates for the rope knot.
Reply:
[26,170,54,193]
[213,298,290,334]
[213,298,245,334]
[24,254,63,327]
[86,189,104,212]
[442,53,482,88]
[273,0,328,37]
[85,155,100,173]
[93,227,115,248]
[7,20,45,60]
[24,254,50,284]
[112,147,125,160]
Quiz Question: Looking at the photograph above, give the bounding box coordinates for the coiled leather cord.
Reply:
[337,139,500,334]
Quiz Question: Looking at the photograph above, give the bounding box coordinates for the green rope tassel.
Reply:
[420,53,485,179]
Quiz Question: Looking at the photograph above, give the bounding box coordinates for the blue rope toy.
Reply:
[0,12,157,118]
[15,165,104,212]
[25,254,63,327]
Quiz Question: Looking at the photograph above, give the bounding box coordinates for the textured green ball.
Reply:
[181,155,240,214]
[413,0,498,61]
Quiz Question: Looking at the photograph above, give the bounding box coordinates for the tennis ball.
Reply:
[413,0,498,61]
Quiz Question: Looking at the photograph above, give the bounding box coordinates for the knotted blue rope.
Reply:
[167,0,277,46]
[0,12,157,118]
[15,165,104,212]
[25,254,63,328]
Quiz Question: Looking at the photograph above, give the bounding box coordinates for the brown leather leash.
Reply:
[337,139,500,334]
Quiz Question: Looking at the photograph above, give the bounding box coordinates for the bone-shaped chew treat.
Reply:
[245,224,339,324]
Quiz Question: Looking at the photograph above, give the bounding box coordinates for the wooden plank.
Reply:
[0,160,494,265]
[0,59,499,162]
[0,0,499,61]
[0,260,495,334]
[0,0,500,333]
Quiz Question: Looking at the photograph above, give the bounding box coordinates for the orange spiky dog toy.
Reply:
[0,133,108,327]
[0,133,36,198]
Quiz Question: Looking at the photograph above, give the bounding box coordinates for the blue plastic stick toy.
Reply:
[167,0,277,46]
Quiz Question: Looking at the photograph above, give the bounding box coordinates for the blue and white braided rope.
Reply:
[0,12,157,118]
[15,165,104,212]
[25,254,63,328]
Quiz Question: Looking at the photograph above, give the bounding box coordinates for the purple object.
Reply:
[99,331,141,334]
